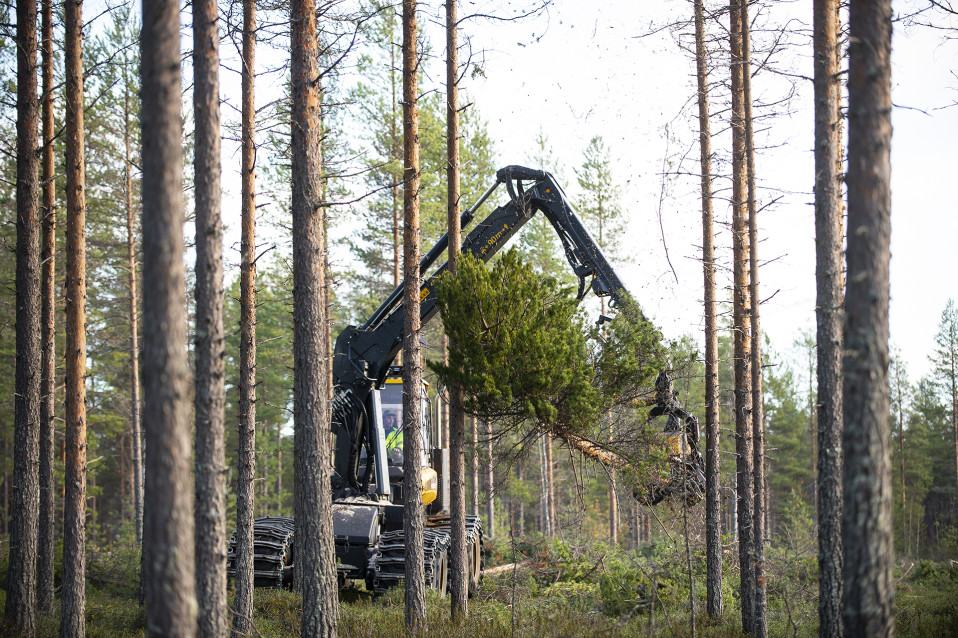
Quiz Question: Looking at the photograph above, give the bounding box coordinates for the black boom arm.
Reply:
[331,166,632,494]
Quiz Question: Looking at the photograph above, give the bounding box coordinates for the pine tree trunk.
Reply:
[6,0,40,631]
[484,420,495,539]
[62,0,88,631]
[446,0,468,617]
[125,54,143,549]
[692,0,722,618]
[234,0,257,631]
[37,0,56,615]
[730,1,754,631]
[470,416,479,516]
[401,1,426,629]
[741,4,767,634]
[545,433,556,536]
[193,0,227,632]
[141,0,197,632]
[814,1,844,635]
[291,0,338,633]
[842,1,894,635]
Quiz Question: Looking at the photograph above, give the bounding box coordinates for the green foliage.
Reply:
[431,250,663,436]
[430,249,595,429]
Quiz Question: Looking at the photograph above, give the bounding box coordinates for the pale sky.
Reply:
[172,0,958,384]
[428,0,958,381]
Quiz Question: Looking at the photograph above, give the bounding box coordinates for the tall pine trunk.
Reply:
[402,0,426,630]
[6,0,40,631]
[234,0,258,632]
[470,416,479,516]
[124,47,143,549]
[62,0,88,632]
[141,0,197,632]
[192,0,227,633]
[446,0,468,618]
[484,420,495,538]
[37,0,56,615]
[814,0,844,635]
[741,3,767,634]
[692,0,722,618]
[730,1,754,631]
[842,0,894,634]
[291,0,338,633]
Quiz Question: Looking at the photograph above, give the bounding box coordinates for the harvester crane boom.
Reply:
[332,166,636,496]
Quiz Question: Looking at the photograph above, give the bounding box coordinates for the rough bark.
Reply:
[192,0,227,633]
[814,0,844,635]
[741,3,767,635]
[693,0,722,619]
[6,0,40,631]
[141,0,197,632]
[125,47,143,549]
[545,433,556,535]
[61,0,88,632]
[842,1,894,635]
[730,1,754,632]
[291,0,339,633]
[402,0,426,630]
[37,0,56,615]
[484,420,494,538]
[446,0,468,619]
[233,0,257,632]
[470,416,479,516]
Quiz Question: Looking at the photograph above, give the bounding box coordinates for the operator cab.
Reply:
[357,366,440,508]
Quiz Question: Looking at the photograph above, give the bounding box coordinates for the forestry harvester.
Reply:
[227,166,705,592]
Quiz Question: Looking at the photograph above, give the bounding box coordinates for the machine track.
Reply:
[369,527,451,594]
[368,515,483,595]
[226,516,295,589]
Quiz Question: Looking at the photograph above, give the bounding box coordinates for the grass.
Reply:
[1,537,956,637]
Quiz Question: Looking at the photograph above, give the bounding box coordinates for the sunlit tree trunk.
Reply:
[842,1,894,635]
[234,0,257,632]
[814,0,844,635]
[402,1,426,629]
[484,420,495,539]
[61,0,88,631]
[124,47,143,549]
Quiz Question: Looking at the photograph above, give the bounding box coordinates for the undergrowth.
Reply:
[1,536,955,637]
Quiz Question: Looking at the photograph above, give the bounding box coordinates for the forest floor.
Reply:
[2,534,956,637]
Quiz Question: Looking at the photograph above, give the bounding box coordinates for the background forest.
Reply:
[0,0,956,636]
